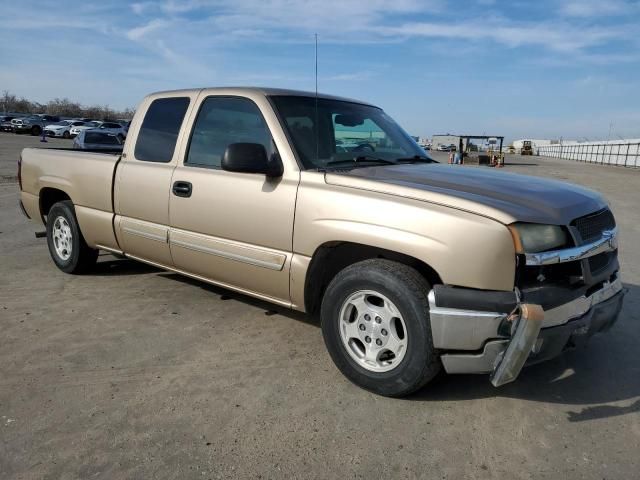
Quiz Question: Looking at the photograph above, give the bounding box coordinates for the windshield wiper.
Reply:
[395,155,438,164]
[324,156,397,169]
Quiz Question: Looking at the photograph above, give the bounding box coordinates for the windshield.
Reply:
[271,96,431,170]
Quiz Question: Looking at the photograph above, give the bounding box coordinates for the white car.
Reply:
[94,121,128,140]
[69,121,103,138]
[70,121,127,140]
[44,120,86,139]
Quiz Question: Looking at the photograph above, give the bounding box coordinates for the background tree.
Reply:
[1,90,134,119]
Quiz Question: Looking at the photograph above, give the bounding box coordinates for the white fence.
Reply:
[537,142,640,168]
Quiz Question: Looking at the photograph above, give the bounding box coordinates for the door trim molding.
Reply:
[125,253,292,307]
[122,226,167,243]
[170,237,285,271]
[169,228,286,271]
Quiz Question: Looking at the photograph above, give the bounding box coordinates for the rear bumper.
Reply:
[429,277,624,383]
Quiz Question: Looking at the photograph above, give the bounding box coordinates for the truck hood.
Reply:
[325,164,607,225]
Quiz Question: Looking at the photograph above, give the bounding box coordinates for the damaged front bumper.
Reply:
[428,276,624,386]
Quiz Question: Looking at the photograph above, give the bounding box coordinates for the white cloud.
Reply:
[376,19,622,52]
[560,0,637,17]
[131,2,156,15]
[126,19,170,40]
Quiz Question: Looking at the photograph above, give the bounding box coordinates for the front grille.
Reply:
[572,209,615,242]
[588,251,614,273]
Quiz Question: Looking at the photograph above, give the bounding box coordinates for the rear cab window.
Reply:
[134,97,191,162]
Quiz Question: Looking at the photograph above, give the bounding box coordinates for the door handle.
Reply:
[172,181,192,198]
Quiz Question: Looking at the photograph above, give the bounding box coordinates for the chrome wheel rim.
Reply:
[338,290,408,373]
[52,216,72,261]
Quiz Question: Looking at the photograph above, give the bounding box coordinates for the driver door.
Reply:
[168,95,299,305]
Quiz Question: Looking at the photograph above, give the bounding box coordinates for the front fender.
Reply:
[294,172,516,292]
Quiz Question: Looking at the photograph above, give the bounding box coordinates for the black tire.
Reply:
[31,125,42,136]
[321,259,440,397]
[46,200,98,274]
[63,131,70,139]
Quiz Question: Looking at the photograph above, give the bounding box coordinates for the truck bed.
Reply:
[21,148,121,213]
[20,147,122,251]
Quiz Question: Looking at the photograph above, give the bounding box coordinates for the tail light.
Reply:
[17,154,22,190]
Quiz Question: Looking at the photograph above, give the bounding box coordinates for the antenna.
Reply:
[314,33,319,164]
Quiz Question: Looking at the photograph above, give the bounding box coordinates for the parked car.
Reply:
[44,120,86,139]
[69,121,103,138]
[95,121,127,140]
[14,115,60,135]
[18,87,623,397]
[70,121,126,139]
[72,129,123,150]
[437,143,457,152]
[0,115,17,132]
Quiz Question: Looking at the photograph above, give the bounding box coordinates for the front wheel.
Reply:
[63,130,70,139]
[321,259,440,397]
[46,200,98,274]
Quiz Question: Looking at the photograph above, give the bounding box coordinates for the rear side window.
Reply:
[134,97,190,162]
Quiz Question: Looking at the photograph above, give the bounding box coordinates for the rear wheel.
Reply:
[31,125,42,136]
[321,259,441,397]
[46,200,98,274]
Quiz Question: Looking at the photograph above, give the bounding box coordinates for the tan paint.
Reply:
[165,89,300,302]
[75,206,119,250]
[293,172,516,291]
[21,87,524,311]
[20,191,40,223]
[113,89,201,267]
[20,148,119,214]
[290,254,312,311]
[124,253,292,308]
[115,217,172,266]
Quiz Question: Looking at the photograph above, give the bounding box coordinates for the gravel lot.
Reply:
[1,133,639,479]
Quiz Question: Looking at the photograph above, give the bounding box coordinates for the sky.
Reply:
[1,0,639,141]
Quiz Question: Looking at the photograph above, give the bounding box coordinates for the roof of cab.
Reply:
[146,87,375,107]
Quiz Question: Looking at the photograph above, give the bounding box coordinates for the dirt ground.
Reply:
[1,133,639,479]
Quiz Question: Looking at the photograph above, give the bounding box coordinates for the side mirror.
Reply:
[222,143,283,177]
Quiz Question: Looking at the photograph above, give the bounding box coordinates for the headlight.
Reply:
[508,223,569,253]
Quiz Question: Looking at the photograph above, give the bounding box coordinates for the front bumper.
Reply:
[428,276,624,384]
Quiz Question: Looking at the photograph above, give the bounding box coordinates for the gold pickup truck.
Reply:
[18,87,624,396]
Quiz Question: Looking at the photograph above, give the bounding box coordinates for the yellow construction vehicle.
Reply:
[521,140,533,155]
